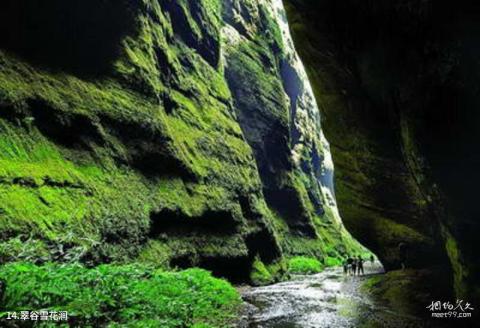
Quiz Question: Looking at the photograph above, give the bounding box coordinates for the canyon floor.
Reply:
[239,263,433,328]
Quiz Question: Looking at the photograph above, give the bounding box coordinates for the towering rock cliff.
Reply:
[0,0,363,282]
[285,0,480,303]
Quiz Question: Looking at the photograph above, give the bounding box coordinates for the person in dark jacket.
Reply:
[346,256,354,275]
[351,256,357,276]
[343,259,349,275]
[357,256,364,275]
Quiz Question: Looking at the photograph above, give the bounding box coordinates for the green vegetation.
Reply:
[444,230,469,299]
[0,263,241,328]
[250,257,274,286]
[0,0,369,271]
[288,257,323,274]
[362,270,419,315]
[360,268,452,317]
[0,4,374,327]
[284,0,445,283]
[0,0,273,268]
[361,275,383,291]
[324,256,342,267]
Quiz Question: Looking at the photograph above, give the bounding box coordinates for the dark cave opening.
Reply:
[245,229,281,264]
[149,208,240,237]
[198,256,252,284]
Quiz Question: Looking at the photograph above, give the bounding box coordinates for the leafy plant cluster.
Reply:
[287,256,323,274]
[0,263,241,327]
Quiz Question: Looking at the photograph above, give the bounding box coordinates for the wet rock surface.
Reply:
[284,0,480,304]
[240,264,431,328]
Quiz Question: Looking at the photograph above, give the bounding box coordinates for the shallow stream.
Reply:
[239,263,425,328]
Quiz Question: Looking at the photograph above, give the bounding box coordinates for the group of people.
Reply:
[342,255,374,276]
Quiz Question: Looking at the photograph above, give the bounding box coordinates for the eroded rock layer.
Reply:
[0,0,363,282]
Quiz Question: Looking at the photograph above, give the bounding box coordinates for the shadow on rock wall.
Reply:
[0,0,139,77]
[285,0,480,304]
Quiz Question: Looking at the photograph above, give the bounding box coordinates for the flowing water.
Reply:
[239,263,425,328]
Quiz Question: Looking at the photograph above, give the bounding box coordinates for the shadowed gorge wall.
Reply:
[0,0,139,76]
[285,0,480,303]
[0,0,365,284]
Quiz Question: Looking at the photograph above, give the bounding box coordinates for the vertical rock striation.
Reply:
[222,0,361,257]
[0,0,364,282]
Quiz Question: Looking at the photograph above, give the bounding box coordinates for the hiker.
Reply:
[398,242,408,270]
[357,256,364,275]
[343,258,349,275]
[351,256,357,276]
[370,254,375,265]
[346,256,354,275]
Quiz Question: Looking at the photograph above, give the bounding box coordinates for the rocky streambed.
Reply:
[238,263,428,328]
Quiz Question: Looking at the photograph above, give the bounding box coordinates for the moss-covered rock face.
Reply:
[361,269,449,320]
[285,0,480,303]
[0,0,363,282]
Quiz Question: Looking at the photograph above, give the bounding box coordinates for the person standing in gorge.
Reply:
[357,256,364,275]
[346,255,354,275]
[343,258,349,275]
[351,256,357,276]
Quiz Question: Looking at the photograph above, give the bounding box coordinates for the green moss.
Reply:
[265,259,288,279]
[278,208,367,263]
[0,0,370,289]
[0,0,273,269]
[288,256,323,274]
[284,0,447,279]
[361,276,383,292]
[324,256,342,267]
[250,257,274,286]
[0,99,259,264]
[226,40,289,127]
[360,268,450,318]
[444,229,469,299]
[0,262,241,327]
